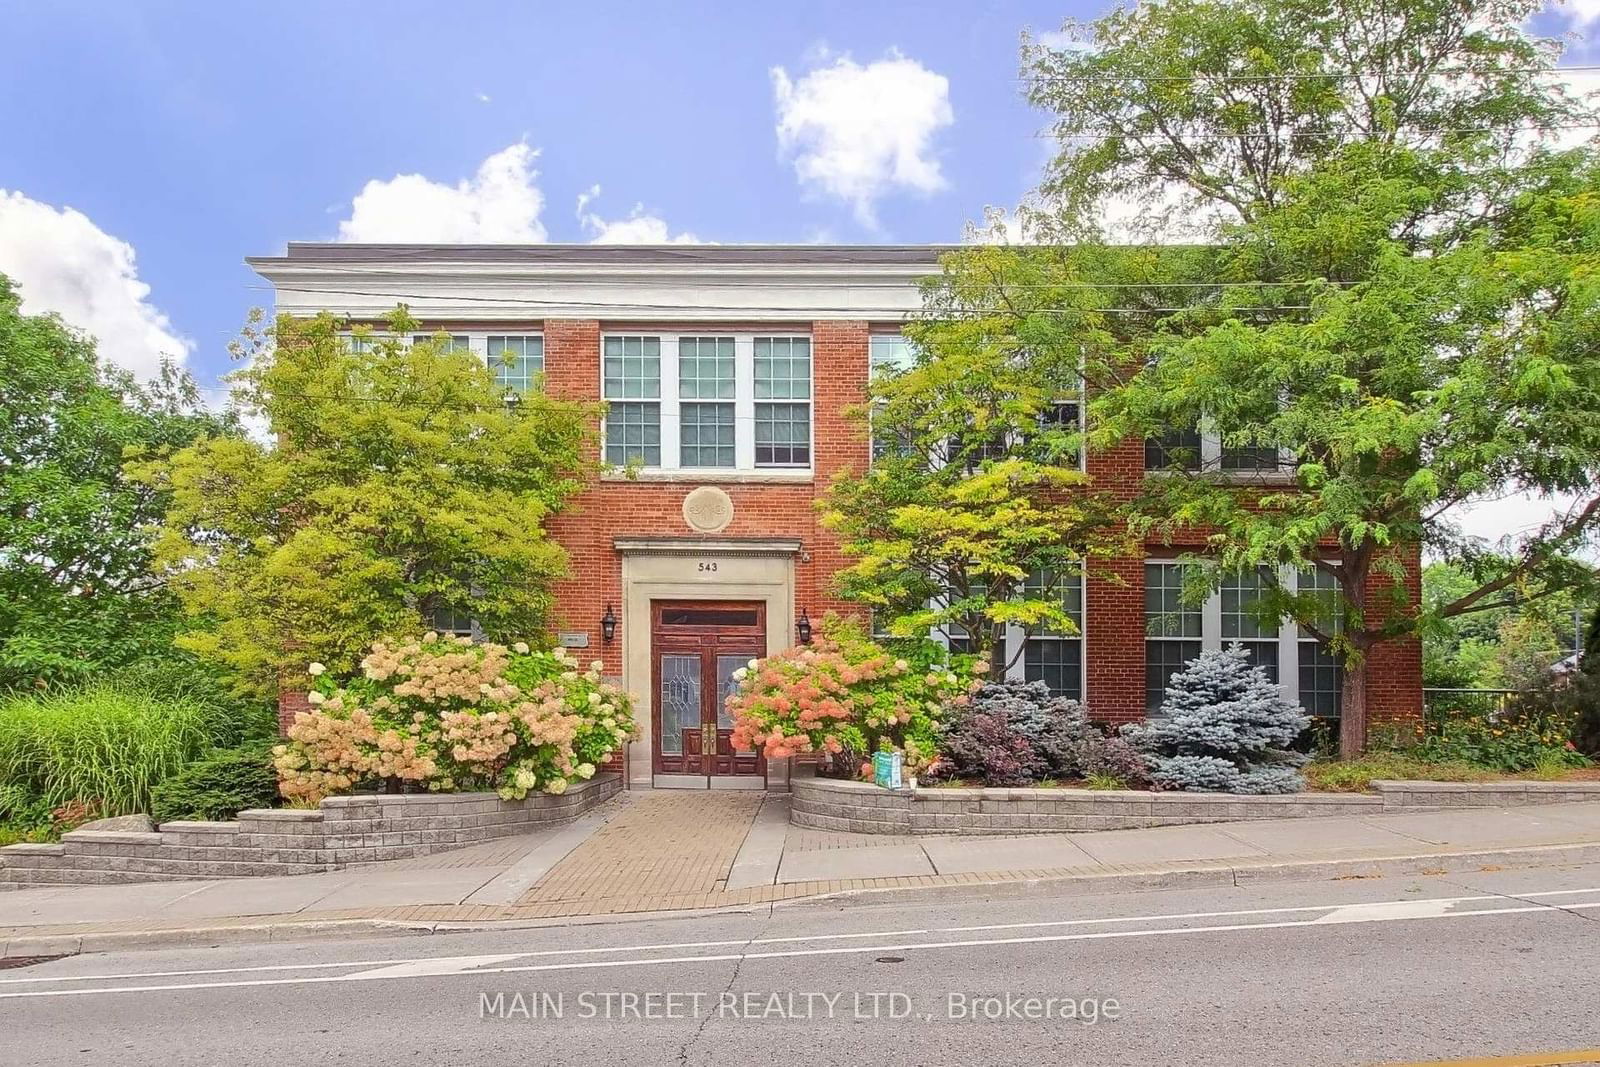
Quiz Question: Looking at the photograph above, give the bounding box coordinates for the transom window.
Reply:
[1144,561,1343,717]
[601,333,812,472]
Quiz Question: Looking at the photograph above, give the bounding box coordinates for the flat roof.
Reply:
[247,243,956,268]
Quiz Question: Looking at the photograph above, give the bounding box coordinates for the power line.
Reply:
[249,284,1316,317]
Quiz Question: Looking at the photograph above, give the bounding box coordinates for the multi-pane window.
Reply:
[1145,563,1204,712]
[1038,400,1083,469]
[431,604,474,638]
[1297,567,1344,718]
[1022,569,1084,700]
[487,335,544,395]
[677,337,736,467]
[413,333,470,352]
[754,337,812,467]
[1145,561,1341,717]
[1145,426,1203,470]
[869,335,916,464]
[1220,568,1280,681]
[603,336,662,466]
[1221,443,1280,471]
[680,403,736,467]
[869,334,917,375]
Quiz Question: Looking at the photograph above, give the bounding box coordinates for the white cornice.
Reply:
[248,251,937,322]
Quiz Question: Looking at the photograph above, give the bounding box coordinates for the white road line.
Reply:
[6,886,1599,988]
[2,900,1596,1000]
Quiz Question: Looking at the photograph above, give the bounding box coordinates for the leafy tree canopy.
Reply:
[132,309,597,699]
[819,306,1125,679]
[915,0,1600,754]
[0,273,232,690]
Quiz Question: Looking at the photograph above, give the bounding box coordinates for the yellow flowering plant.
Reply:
[273,635,634,803]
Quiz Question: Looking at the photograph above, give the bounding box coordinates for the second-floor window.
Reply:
[602,333,812,472]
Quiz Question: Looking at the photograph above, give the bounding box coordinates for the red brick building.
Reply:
[249,243,1422,789]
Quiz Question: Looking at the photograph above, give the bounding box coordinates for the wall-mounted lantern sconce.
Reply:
[601,604,617,643]
[797,608,812,645]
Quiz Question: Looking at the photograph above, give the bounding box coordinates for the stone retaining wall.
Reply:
[0,773,621,889]
[790,773,1600,835]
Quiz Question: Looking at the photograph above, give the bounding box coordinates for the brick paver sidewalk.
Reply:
[516,791,762,909]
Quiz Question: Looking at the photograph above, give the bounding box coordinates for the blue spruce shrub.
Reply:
[1120,645,1310,794]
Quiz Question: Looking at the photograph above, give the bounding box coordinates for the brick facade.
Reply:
[254,246,1423,750]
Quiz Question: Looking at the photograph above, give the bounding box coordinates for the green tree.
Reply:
[1422,559,1591,689]
[0,274,232,689]
[818,321,1121,678]
[132,309,596,699]
[920,0,1600,754]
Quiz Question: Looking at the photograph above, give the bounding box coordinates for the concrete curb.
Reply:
[6,839,1600,959]
[777,841,1600,911]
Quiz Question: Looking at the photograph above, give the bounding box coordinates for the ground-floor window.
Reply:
[1144,561,1342,718]
[933,569,1085,702]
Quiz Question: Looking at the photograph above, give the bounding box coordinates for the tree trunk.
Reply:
[986,621,1008,680]
[1339,657,1369,759]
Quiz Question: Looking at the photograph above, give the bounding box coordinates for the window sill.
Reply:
[600,468,815,485]
[1144,469,1300,487]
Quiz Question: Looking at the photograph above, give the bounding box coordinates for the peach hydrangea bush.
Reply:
[726,617,974,779]
[272,634,634,803]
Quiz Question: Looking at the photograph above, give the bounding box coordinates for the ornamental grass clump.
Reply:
[1121,644,1310,794]
[272,634,634,803]
[726,617,972,778]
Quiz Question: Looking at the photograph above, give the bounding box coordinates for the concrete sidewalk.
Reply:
[5,794,1600,957]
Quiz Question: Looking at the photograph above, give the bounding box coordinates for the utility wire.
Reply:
[249,284,1316,317]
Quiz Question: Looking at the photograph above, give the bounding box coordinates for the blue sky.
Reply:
[0,0,1595,402]
[0,0,1088,389]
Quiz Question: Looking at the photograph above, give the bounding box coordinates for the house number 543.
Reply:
[697,562,718,573]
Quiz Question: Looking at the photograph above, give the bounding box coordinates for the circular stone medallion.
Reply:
[682,485,734,534]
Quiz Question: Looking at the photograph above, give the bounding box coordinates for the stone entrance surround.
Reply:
[0,774,621,889]
[790,772,1600,835]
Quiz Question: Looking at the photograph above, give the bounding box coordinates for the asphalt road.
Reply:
[4,864,1600,1067]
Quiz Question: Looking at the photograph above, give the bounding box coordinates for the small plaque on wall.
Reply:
[558,632,590,648]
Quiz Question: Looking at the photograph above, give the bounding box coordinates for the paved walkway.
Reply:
[5,794,1600,955]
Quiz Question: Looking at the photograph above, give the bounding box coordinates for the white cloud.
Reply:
[770,48,954,226]
[0,190,191,379]
[575,185,699,244]
[1556,0,1600,24]
[336,142,547,242]
[475,91,492,104]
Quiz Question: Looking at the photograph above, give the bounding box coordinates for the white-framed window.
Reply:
[931,568,1087,702]
[342,330,546,399]
[602,335,663,466]
[413,332,470,352]
[600,332,813,472]
[1144,561,1343,716]
[1019,568,1085,700]
[869,335,916,464]
[487,335,544,395]
[1144,425,1284,473]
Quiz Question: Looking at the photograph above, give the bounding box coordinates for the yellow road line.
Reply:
[1381,1050,1600,1067]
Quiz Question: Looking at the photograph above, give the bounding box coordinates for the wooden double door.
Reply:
[651,600,766,785]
